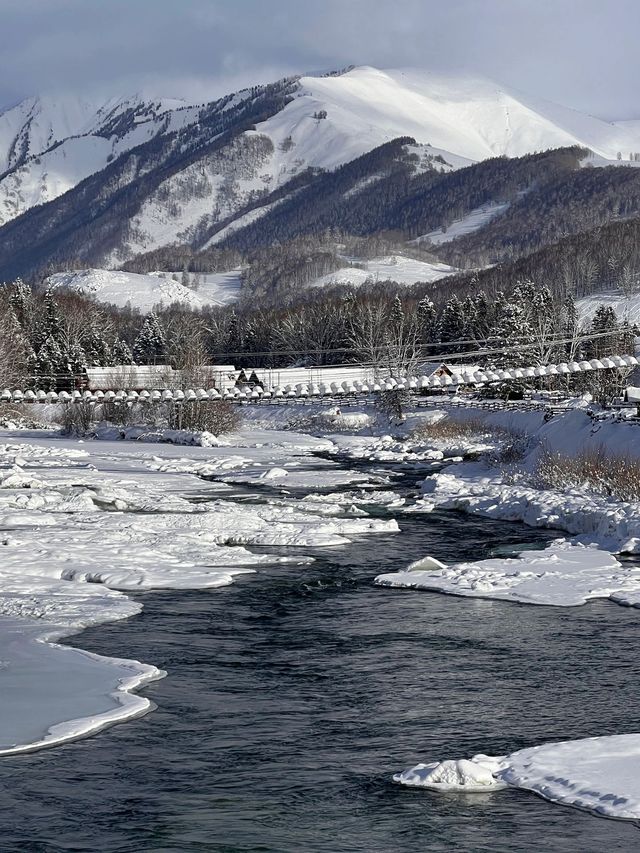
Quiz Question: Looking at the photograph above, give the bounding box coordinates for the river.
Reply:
[0,461,639,852]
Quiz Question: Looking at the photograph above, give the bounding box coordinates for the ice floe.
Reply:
[395,733,640,820]
[375,540,640,607]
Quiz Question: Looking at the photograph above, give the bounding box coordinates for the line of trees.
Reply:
[0,276,634,391]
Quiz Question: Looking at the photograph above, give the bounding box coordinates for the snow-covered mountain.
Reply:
[3,65,640,282]
[259,66,640,166]
[115,67,640,262]
[0,92,201,226]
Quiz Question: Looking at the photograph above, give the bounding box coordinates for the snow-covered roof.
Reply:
[417,362,481,377]
[626,386,640,402]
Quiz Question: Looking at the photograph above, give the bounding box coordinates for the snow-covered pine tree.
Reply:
[112,337,133,365]
[589,305,621,358]
[490,300,533,367]
[34,336,65,391]
[438,294,466,346]
[67,341,87,377]
[83,320,112,366]
[9,278,34,332]
[417,296,437,344]
[0,304,33,388]
[133,313,166,364]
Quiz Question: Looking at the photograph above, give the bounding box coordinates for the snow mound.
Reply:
[396,734,640,821]
[46,268,242,311]
[395,756,505,791]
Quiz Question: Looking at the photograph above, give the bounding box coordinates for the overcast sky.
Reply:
[1,0,637,118]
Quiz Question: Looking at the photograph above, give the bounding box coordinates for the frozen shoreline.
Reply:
[0,616,164,755]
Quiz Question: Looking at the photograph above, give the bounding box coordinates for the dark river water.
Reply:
[1,464,640,852]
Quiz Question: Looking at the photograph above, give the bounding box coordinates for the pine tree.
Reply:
[34,336,65,391]
[40,288,65,346]
[0,305,33,389]
[112,337,133,365]
[133,313,166,364]
[417,296,437,344]
[438,295,466,346]
[491,301,533,367]
[82,320,111,366]
[589,305,620,358]
[67,341,87,376]
[226,311,240,355]
[9,278,33,331]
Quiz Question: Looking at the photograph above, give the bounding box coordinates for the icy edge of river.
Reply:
[0,585,166,755]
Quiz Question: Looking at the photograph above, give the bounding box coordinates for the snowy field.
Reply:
[577,289,640,326]
[310,254,458,288]
[46,268,242,311]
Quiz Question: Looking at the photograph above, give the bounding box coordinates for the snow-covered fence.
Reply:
[3,354,638,405]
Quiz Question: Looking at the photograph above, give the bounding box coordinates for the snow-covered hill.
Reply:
[310,255,458,288]
[114,67,640,261]
[46,268,242,312]
[0,93,200,225]
[577,290,640,326]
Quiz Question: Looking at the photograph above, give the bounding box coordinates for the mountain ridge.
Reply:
[2,65,640,285]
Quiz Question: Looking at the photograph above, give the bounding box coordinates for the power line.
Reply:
[204,327,630,364]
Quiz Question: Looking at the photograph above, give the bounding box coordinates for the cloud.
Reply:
[0,0,638,117]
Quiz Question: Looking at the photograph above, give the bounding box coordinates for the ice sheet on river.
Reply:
[395,733,640,820]
[0,576,162,754]
[0,431,396,754]
[375,540,640,607]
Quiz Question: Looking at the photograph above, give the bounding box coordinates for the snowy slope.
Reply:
[577,290,640,326]
[311,255,458,288]
[413,202,511,246]
[0,94,201,226]
[258,67,640,168]
[46,268,242,311]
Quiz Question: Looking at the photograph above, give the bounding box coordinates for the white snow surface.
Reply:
[396,733,640,820]
[310,254,458,288]
[577,289,640,326]
[375,540,640,607]
[46,268,242,310]
[413,201,510,245]
[262,67,640,167]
